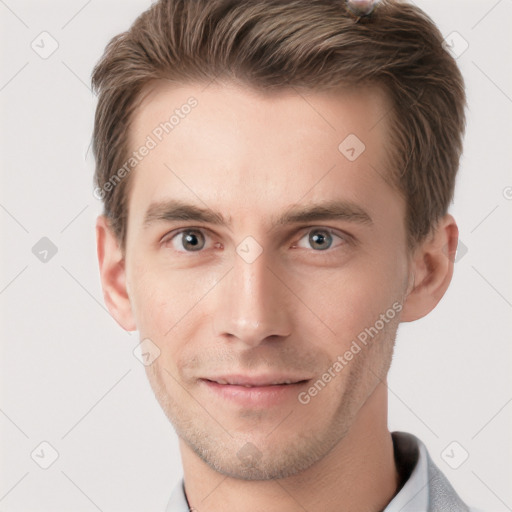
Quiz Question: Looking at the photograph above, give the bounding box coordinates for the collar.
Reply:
[384,431,429,511]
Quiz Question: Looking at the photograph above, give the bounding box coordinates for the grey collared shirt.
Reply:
[165,431,479,512]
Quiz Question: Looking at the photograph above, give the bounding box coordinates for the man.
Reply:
[92,0,478,510]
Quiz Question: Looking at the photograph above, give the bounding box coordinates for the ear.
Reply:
[96,215,137,331]
[401,214,459,323]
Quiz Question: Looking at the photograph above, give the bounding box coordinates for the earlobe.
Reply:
[401,214,459,323]
[96,215,137,331]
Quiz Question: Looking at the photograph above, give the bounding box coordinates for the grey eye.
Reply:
[308,230,333,251]
[175,230,206,252]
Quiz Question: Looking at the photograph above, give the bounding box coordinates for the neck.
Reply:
[179,382,400,512]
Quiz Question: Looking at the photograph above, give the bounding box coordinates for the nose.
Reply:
[212,247,293,347]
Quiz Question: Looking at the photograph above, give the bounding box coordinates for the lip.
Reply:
[199,375,311,408]
[203,374,310,386]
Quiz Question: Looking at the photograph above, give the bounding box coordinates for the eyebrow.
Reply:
[143,198,373,229]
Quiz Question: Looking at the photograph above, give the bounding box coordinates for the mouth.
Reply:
[199,375,311,407]
[201,375,311,387]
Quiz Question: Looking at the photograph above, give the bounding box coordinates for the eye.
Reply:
[295,228,346,251]
[165,229,208,252]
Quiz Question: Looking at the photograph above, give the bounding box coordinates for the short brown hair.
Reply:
[92,0,466,249]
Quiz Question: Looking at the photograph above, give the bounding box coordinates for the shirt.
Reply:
[165,431,479,512]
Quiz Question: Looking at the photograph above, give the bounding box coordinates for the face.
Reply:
[121,81,411,479]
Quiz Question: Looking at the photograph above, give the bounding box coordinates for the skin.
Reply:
[96,80,458,512]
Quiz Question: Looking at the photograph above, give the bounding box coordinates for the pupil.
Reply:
[309,230,332,250]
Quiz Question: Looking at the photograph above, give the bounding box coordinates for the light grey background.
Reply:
[1,0,511,510]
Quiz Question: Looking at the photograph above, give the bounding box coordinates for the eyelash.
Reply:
[160,226,352,254]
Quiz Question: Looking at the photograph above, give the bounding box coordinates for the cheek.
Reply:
[127,258,172,339]
[297,255,407,344]
[127,258,221,338]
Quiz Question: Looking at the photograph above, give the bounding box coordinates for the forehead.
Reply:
[125,80,398,232]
